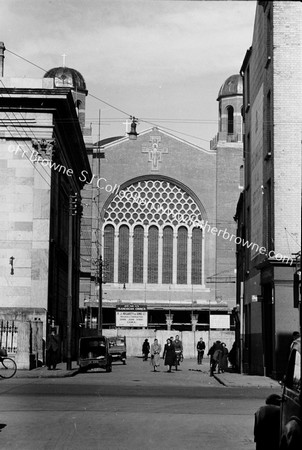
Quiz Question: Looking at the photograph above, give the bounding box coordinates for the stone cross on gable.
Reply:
[142,135,168,171]
[123,119,131,134]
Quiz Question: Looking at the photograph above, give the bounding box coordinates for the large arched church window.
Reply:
[227,105,234,134]
[103,178,205,286]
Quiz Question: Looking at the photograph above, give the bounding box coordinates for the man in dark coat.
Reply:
[46,328,60,370]
[142,339,150,361]
[207,342,217,376]
[197,337,205,364]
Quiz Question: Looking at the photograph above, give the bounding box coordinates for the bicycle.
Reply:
[0,349,17,379]
[174,350,183,370]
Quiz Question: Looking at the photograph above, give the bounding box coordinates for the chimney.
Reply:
[0,42,5,77]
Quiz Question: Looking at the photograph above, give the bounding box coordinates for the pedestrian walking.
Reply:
[196,337,205,364]
[207,341,217,376]
[142,339,150,361]
[150,338,161,372]
[218,342,228,373]
[174,335,183,368]
[208,341,223,376]
[46,327,60,370]
[213,341,223,374]
[163,338,176,373]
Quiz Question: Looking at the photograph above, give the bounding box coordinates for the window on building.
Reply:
[148,226,158,283]
[219,103,222,132]
[191,228,202,284]
[103,179,204,286]
[267,9,271,61]
[239,164,244,189]
[264,179,272,252]
[227,106,234,134]
[133,225,144,283]
[266,90,272,156]
[245,133,251,183]
[104,224,114,282]
[240,106,244,140]
[162,226,173,284]
[177,226,187,284]
[118,225,129,283]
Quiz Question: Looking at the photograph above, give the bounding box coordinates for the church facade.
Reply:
[80,75,243,333]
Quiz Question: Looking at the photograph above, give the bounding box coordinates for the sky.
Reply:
[1,0,256,149]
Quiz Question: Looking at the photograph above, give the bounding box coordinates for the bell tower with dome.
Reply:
[216,74,243,140]
[210,74,243,307]
[44,66,88,130]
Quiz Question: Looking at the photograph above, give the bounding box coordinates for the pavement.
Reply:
[13,356,281,389]
[14,362,80,379]
[213,371,280,388]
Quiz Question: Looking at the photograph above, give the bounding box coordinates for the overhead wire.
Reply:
[4,47,215,147]
[3,49,245,230]
[0,79,52,187]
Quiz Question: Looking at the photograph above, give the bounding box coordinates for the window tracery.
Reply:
[103,179,204,285]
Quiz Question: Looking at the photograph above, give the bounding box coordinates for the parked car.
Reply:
[254,337,301,449]
[78,336,112,372]
[108,336,126,364]
[279,337,301,448]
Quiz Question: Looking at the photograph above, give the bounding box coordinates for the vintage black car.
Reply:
[78,336,112,372]
[254,338,301,449]
[108,336,127,364]
[279,337,301,448]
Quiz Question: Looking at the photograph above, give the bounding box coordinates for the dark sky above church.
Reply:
[1,0,256,148]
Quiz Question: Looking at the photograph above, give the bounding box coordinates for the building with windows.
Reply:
[0,57,91,368]
[235,1,301,378]
[80,74,243,332]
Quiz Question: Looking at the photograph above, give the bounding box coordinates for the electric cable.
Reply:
[4,47,217,147]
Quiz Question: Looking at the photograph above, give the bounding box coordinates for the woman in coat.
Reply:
[163,338,176,373]
[150,338,161,372]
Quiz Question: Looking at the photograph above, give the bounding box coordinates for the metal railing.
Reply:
[0,320,18,354]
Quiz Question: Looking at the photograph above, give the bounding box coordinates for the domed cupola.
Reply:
[44,66,88,130]
[44,66,87,93]
[216,74,243,141]
[217,74,243,101]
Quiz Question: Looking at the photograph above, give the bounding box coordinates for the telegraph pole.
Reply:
[98,256,103,335]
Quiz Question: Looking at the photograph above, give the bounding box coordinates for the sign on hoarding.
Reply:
[210,314,230,329]
[116,304,147,327]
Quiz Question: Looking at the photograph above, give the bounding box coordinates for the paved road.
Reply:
[0,358,279,450]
